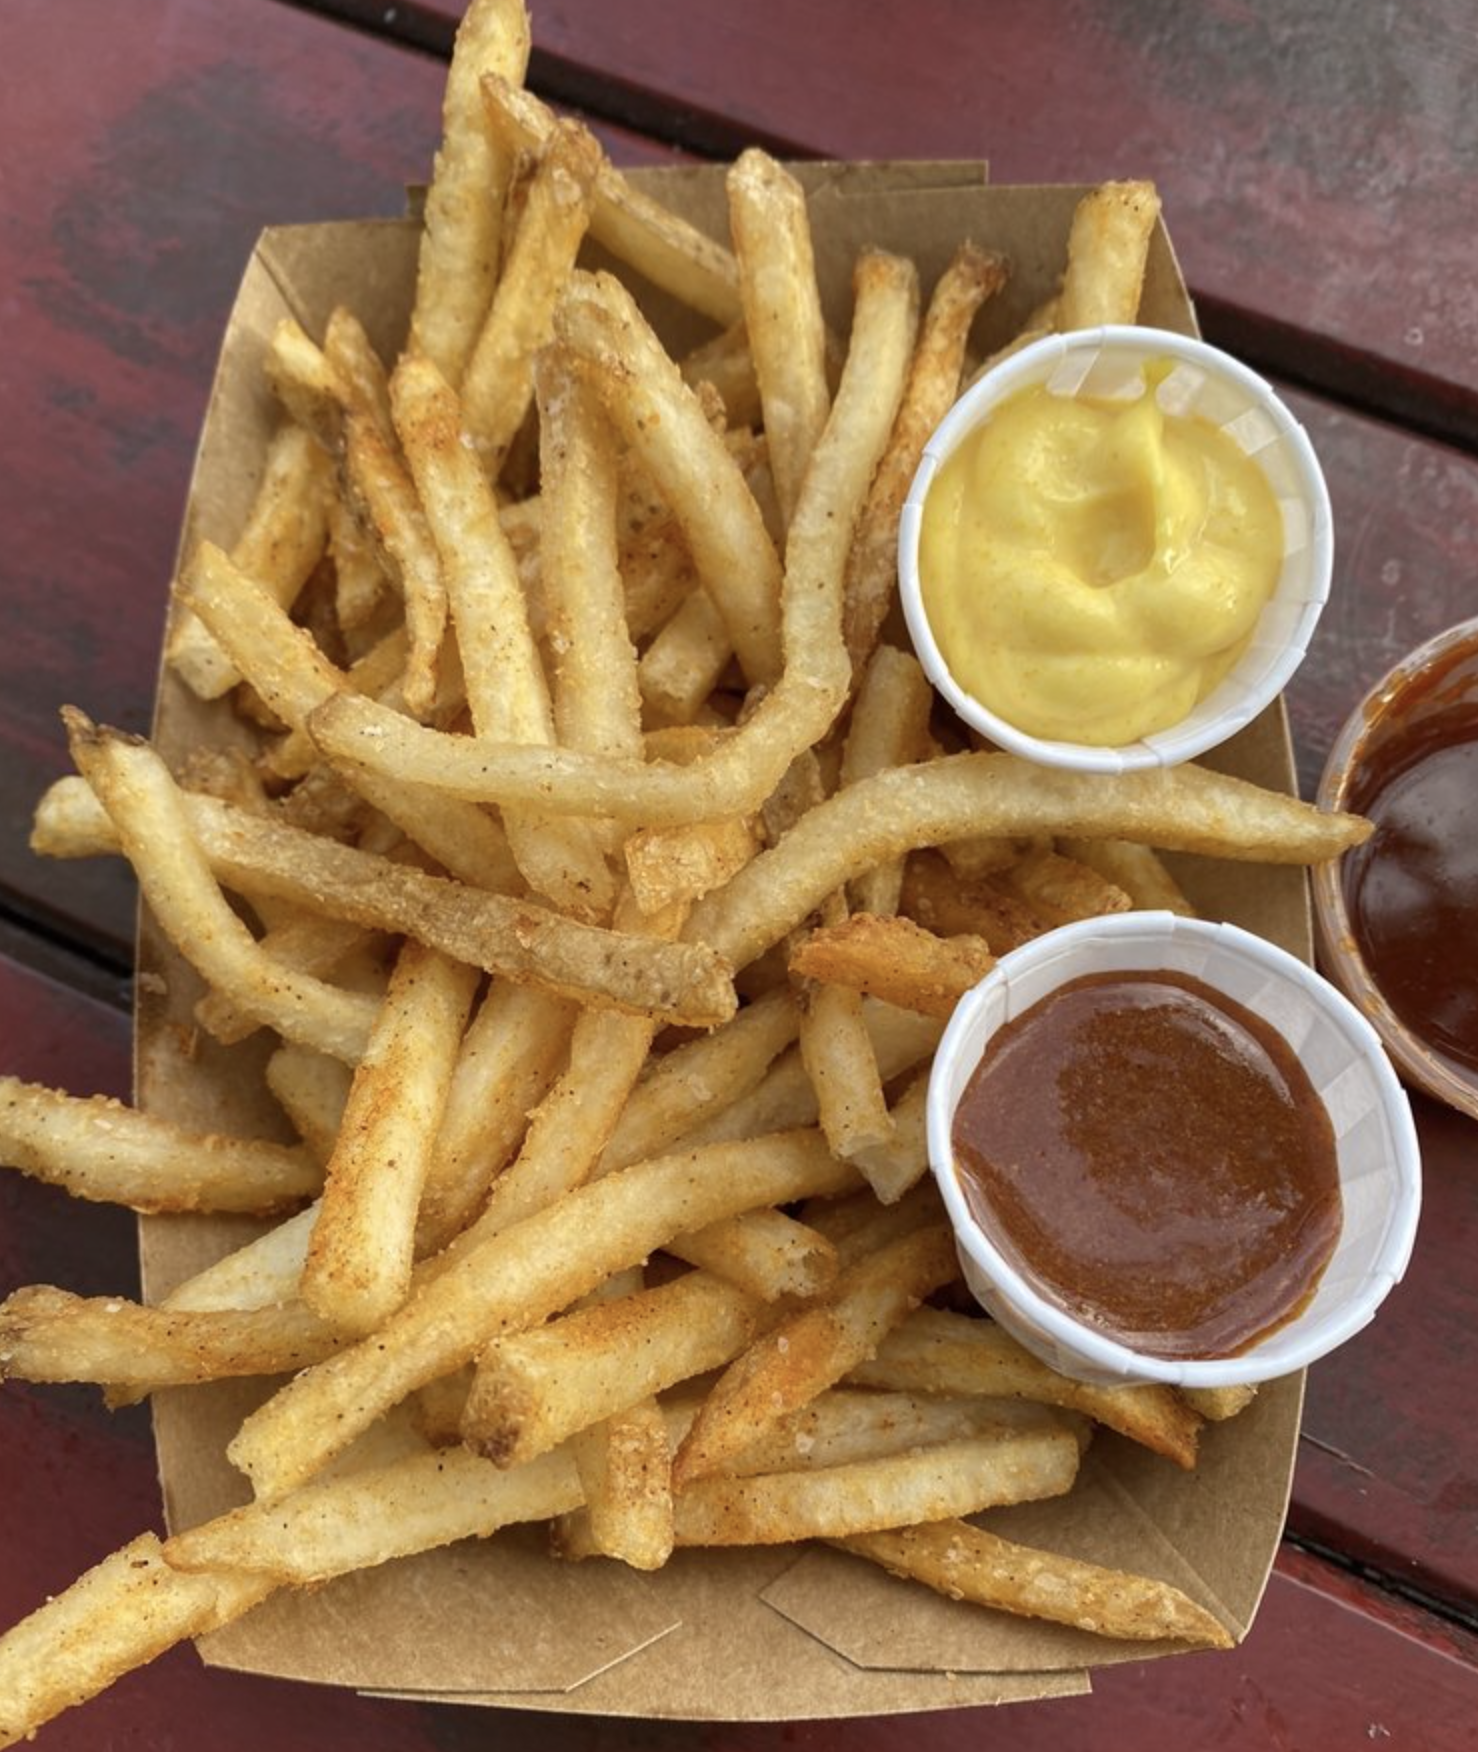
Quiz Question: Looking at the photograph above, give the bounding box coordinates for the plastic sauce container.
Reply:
[1313,617,1478,1119]
[926,913,1421,1388]
[898,326,1334,774]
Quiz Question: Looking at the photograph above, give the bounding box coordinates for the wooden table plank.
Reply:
[0,0,447,959]
[359,0,1478,446]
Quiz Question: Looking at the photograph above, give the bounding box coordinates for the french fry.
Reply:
[1181,1383,1259,1422]
[558,1392,675,1570]
[839,644,936,916]
[848,1307,1204,1469]
[1055,178,1162,330]
[463,1268,767,1469]
[665,1206,839,1302]
[598,985,799,1173]
[673,1427,1081,1546]
[789,912,995,1019]
[1002,845,1133,926]
[414,980,574,1254]
[534,347,644,765]
[0,1286,340,1390]
[0,1537,271,1751]
[301,941,479,1335]
[0,1076,318,1214]
[50,774,736,1027]
[1060,835,1198,916]
[727,149,831,530]
[164,1446,582,1588]
[848,1069,931,1205]
[557,269,783,686]
[671,1223,959,1485]
[838,1520,1233,1648]
[264,1045,353,1163]
[688,752,1371,975]
[66,713,380,1063]
[389,351,615,917]
[162,1203,319,1313]
[409,0,533,384]
[166,422,332,700]
[460,119,602,472]
[843,241,1007,676]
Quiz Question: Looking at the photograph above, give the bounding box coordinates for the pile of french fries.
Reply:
[0,1,1368,1740]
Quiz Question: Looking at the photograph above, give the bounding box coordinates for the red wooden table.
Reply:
[3,1,1476,1745]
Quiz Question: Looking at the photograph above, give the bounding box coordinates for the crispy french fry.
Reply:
[1056,179,1162,330]
[848,1308,1203,1469]
[166,423,332,700]
[0,1286,340,1390]
[462,1268,767,1468]
[1059,835,1198,916]
[460,119,602,471]
[162,1204,319,1313]
[843,242,1007,676]
[481,75,742,327]
[389,351,615,917]
[264,1045,353,1163]
[839,644,936,916]
[665,1206,838,1302]
[164,1446,581,1588]
[410,0,533,383]
[727,149,831,529]
[0,1537,271,1751]
[1002,845,1133,926]
[673,1426,1081,1546]
[1181,1383,1259,1422]
[66,714,379,1063]
[790,912,995,1019]
[672,1223,959,1485]
[558,1392,675,1570]
[50,775,735,1027]
[839,1520,1233,1648]
[689,752,1371,975]
[0,1076,318,1214]
[301,941,479,1335]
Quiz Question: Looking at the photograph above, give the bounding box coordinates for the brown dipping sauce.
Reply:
[1343,703,1478,1076]
[950,970,1342,1360]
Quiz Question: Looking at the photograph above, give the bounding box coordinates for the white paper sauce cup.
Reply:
[899,325,1334,774]
[926,913,1422,1388]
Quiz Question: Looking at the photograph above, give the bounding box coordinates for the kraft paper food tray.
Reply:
[136,163,1308,1719]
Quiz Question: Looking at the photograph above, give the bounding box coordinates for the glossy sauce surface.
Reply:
[917,366,1282,746]
[1344,702,1478,1075]
[951,970,1342,1359]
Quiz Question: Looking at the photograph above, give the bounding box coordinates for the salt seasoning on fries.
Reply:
[0,4,1382,1738]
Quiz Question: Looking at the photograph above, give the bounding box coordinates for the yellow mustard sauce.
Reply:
[917,364,1284,746]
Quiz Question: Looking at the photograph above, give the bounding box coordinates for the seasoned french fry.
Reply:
[839,1520,1233,1648]
[264,1045,353,1163]
[0,1076,318,1214]
[66,713,379,1063]
[480,75,742,327]
[410,0,533,383]
[1056,179,1162,330]
[0,1537,271,1751]
[727,149,831,529]
[843,241,1007,676]
[389,351,615,917]
[1059,835,1198,916]
[790,911,995,1019]
[0,1286,340,1390]
[848,1307,1203,1469]
[463,1268,767,1468]
[673,1426,1081,1546]
[460,118,602,471]
[49,775,736,1027]
[671,1223,959,1485]
[689,753,1371,975]
[166,422,332,700]
[839,644,936,916]
[164,1446,582,1588]
[665,1206,839,1302]
[301,941,479,1335]
[1181,1383,1259,1422]
[1002,845,1133,925]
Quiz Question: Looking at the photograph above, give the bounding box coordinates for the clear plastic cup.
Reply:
[926,912,1421,1388]
[898,325,1334,774]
